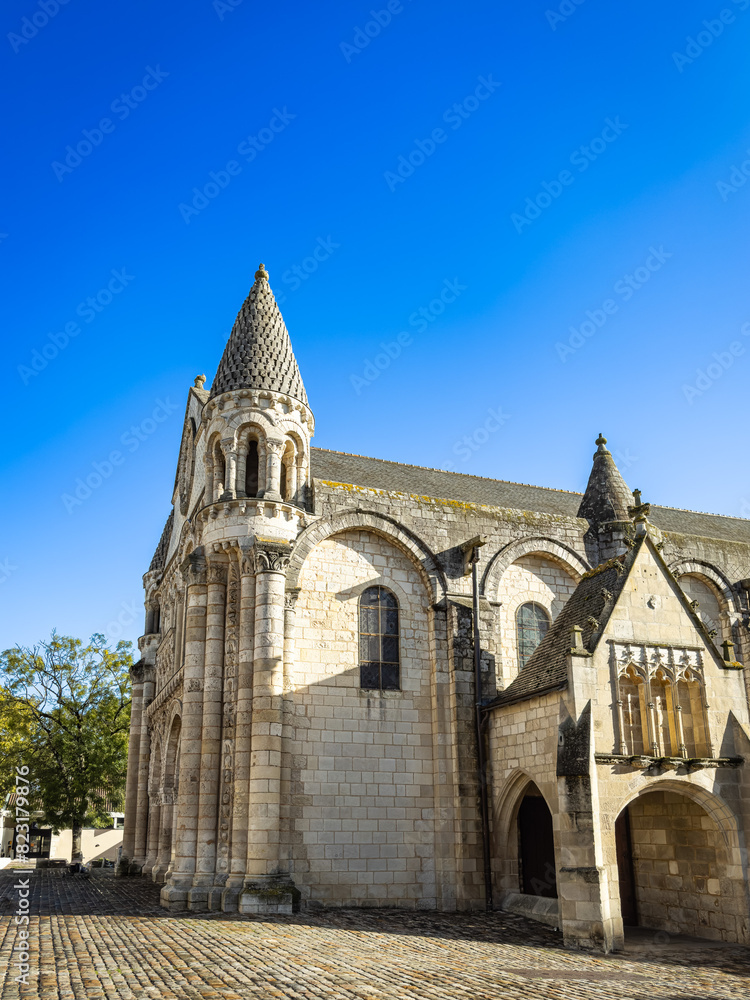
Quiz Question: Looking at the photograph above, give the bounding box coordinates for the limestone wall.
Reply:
[289,529,438,908]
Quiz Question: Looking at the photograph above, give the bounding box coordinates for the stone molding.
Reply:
[286,508,447,604]
[482,535,589,600]
[670,558,741,613]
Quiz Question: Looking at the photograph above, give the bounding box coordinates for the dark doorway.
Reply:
[518,791,557,898]
[615,807,638,926]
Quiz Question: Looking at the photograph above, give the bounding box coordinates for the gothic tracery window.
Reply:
[359,586,400,690]
[516,602,550,668]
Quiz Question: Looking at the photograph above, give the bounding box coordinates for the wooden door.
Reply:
[615,808,638,926]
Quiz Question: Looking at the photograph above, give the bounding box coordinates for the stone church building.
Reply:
[121,265,750,951]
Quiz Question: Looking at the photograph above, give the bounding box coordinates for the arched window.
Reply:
[245,440,259,497]
[359,586,400,690]
[516,602,550,668]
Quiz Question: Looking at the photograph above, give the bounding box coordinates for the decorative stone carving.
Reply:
[254,541,292,574]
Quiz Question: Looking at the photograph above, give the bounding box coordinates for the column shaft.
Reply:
[191,564,227,907]
[133,673,155,867]
[161,554,207,909]
[121,667,144,864]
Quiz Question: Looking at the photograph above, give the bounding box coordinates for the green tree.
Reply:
[1,633,132,862]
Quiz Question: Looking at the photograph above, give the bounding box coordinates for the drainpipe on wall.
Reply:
[463,535,493,911]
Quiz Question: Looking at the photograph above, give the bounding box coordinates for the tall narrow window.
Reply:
[280,461,289,501]
[516,602,550,668]
[245,440,259,497]
[359,586,400,690]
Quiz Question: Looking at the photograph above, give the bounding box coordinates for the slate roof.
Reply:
[577,434,633,524]
[310,448,750,545]
[210,265,308,405]
[148,509,174,573]
[491,550,633,705]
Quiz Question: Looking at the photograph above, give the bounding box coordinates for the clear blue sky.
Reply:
[3,0,750,651]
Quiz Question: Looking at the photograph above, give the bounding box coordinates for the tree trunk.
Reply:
[71,822,83,863]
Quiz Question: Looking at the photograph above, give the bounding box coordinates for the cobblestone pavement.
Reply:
[1,867,749,999]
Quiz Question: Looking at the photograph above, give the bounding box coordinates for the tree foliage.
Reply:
[0,634,132,850]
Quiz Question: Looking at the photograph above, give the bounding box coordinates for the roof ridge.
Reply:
[311,447,584,498]
[651,501,750,523]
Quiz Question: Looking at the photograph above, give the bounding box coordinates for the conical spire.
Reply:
[577,434,633,525]
[209,264,308,405]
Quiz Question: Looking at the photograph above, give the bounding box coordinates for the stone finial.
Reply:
[628,488,651,525]
[595,433,608,452]
[194,374,207,389]
[254,263,269,283]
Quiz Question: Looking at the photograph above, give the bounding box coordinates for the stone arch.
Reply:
[491,768,558,898]
[669,558,740,613]
[163,710,182,795]
[482,536,589,599]
[613,777,741,850]
[610,779,748,942]
[286,509,448,606]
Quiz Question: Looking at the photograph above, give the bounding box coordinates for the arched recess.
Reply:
[286,509,448,606]
[610,780,748,943]
[669,558,740,613]
[491,769,557,898]
[482,536,589,599]
[163,709,182,793]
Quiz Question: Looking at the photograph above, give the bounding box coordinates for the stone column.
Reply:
[132,669,155,870]
[161,551,207,911]
[222,438,237,499]
[144,790,161,875]
[239,540,298,914]
[263,438,284,500]
[190,559,227,910]
[223,548,255,910]
[153,791,173,884]
[120,662,144,870]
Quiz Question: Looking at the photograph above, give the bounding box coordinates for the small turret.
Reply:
[578,434,633,562]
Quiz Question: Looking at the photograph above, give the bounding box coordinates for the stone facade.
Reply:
[122,267,750,951]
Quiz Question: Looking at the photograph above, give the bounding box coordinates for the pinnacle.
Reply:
[577,433,632,525]
[209,264,308,405]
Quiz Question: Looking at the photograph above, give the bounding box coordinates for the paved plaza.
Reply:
[1,866,749,999]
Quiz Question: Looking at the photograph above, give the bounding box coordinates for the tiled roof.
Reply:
[148,510,174,573]
[309,448,750,544]
[492,552,632,704]
[210,265,308,405]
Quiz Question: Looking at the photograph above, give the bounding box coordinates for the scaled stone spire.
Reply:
[577,434,633,525]
[209,263,308,405]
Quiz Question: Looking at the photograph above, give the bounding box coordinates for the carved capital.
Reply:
[284,587,301,611]
[181,548,207,587]
[255,539,292,574]
[265,437,286,457]
[207,561,229,587]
